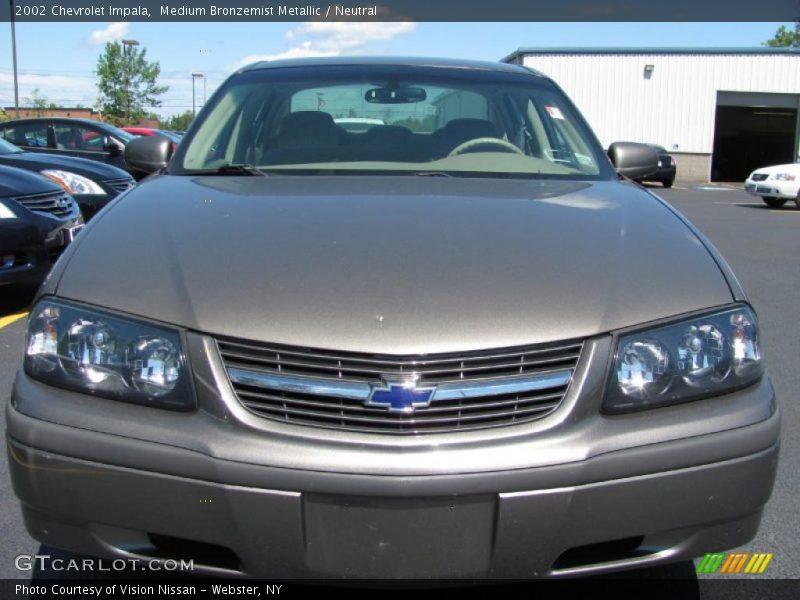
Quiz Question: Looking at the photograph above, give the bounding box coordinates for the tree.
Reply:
[96,42,168,126]
[162,110,194,132]
[763,21,800,47]
[25,88,51,116]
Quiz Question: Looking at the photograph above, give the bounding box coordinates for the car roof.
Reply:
[239,56,544,77]
[0,117,115,128]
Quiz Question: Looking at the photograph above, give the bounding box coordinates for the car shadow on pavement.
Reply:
[736,203,800,211]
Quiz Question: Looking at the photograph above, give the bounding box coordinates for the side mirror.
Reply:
[608,142,659,180]
[124,135,173,176]
[103,138,124,156]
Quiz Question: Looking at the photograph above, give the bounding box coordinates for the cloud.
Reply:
[88,22,129,45]
[0,72,98,112]
[239,42,339,65]
[237,21,415,67]
[292,22,416,52]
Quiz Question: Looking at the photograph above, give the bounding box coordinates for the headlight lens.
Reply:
[25,299,194,410]
[0,200,18,219]
[605,306,762,413]
[41,170,106,195]
[771,173,796,182]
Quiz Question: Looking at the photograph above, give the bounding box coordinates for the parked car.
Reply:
[635,144,676,188]
[745,162,800,208]
[9,58,778,580]
[0,137,134,220]
[0,164,82,289]
[0,117,141,177]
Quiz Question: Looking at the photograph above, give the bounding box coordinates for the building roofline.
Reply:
[3,106,97,112]
[501,46,800,63]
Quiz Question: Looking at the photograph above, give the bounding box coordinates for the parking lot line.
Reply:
[0,312,28,330]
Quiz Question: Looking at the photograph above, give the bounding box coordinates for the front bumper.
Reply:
[745,179,799,199]
[0,215,79,287]
[7,347,781,578]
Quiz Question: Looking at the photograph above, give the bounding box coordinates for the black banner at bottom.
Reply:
[2,578,800,600]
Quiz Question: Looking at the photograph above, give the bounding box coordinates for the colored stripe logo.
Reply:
[697,552,773,574]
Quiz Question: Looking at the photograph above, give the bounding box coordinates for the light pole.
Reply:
[121,39,139,125]
[191,72,204,116]
[9,0,20,117]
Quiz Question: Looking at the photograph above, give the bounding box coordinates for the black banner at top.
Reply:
[0,0,799,22]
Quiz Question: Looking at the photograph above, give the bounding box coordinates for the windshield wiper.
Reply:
[215,164,265,176]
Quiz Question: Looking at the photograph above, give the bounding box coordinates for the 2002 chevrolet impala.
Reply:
[8,58,779,579]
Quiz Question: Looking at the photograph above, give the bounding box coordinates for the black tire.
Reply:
[761,196,787,209]
[795,190,800,210]
[662,179,674,189]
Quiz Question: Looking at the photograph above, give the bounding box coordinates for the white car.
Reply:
[745,162,800,208]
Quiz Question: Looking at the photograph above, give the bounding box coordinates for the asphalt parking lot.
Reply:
[0,184,797,588]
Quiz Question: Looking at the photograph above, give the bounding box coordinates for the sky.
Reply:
[0,21,790,120]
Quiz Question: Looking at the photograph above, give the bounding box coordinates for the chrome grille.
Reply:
[11,191,74,218]
[217,338,582,434]
[105,178,135,193]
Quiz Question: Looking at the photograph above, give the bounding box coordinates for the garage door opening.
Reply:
[711,104,798,182]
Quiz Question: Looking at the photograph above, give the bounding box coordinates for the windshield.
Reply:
[0,138,23,155]
[176,65,611,179]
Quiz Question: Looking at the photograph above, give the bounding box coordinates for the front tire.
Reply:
[795,190,800,210]
[761,196,787,208]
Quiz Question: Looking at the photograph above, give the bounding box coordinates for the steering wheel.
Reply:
[448,137,524,157]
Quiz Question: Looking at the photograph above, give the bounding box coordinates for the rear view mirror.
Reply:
[365,86,427,104]
[124,135,173,176]
[608,142,659,180]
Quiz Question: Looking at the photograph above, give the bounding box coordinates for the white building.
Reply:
[502,47,800,182]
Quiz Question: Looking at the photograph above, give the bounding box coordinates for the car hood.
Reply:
[0,151,130,181]
[0,164,62,197]
[55,176,733,354]
[752,163,800,175]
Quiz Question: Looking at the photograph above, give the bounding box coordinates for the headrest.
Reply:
[364,125,413,144]
[279,111,336,135]
[443,118,499,140]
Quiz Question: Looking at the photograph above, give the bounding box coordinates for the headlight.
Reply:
[41,170,106,196]
[605,306,762,413]
[0,200,17,219]
[771,173,796,182]
[25,299,194,411]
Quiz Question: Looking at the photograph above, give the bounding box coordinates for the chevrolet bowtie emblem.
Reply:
[365,376,435,413]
